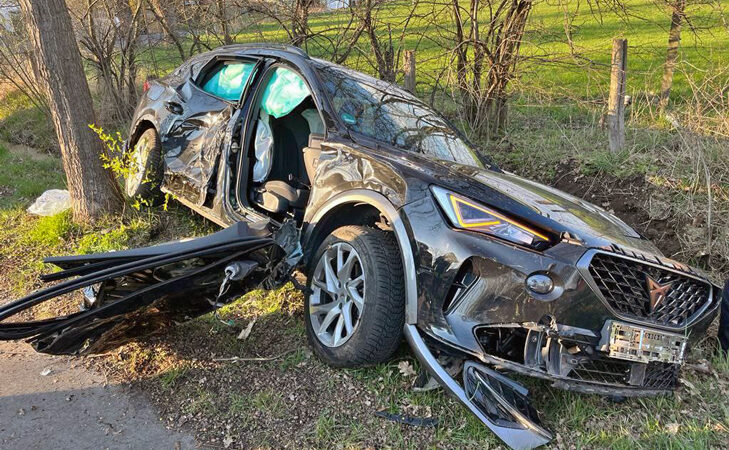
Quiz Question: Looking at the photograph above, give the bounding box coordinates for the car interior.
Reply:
[244,66,325,219]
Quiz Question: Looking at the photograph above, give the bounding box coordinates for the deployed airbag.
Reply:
[253,112,274,183]
[260,68,310,118]
[202,61,255,101]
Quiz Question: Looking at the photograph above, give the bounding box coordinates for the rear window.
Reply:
[199,60,256,101]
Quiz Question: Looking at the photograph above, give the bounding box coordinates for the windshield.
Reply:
[315,62,483,167]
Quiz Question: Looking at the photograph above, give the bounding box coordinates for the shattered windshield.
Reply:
[315,63,483,167]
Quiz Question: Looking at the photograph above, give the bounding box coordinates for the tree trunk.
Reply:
[19,0,124,222]
[292,0,313,45]
[482,0,532,137]
[215,0,233,45]
[660,0,684,108]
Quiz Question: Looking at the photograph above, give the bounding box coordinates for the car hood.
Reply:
[404,155,661,254]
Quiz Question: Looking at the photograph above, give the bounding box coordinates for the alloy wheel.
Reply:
[309,242,365,348]
[125,136,149,197]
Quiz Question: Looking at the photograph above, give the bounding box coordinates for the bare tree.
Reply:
[19,0,124,221]
[436,0,534,137]
[354,0,419,82]
[215,0,234,45]
[69,0,143,123]
[246,0,319,45]
[146,0,187,61]
[0,5,48,114]
[660,0,685,108]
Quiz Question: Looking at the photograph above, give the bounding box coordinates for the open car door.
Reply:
[0,221,299,355]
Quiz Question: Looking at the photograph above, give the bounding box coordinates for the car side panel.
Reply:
[303,140,412,217]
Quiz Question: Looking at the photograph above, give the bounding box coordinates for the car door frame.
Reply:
[229,60,329,224]
[0,222,282,355]
[160,54,265,208]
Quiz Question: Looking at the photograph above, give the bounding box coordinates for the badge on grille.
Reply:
[646,275,673,311]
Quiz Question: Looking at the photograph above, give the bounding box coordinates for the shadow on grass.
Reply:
[0,90,55,153]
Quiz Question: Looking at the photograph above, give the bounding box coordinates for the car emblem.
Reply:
[646,275,673,311]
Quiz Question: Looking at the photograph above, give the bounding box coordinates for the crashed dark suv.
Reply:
[1,44,721,449]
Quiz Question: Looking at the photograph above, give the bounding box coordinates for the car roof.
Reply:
[208,43,311,60]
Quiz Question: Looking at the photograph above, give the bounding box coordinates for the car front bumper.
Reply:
[400,195,720,448]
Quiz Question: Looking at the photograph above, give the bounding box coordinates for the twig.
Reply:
[213,349,296,363]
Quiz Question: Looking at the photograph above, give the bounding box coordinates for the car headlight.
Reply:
[431,186,549,246]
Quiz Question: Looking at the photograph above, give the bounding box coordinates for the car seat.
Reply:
[252,101,321,214]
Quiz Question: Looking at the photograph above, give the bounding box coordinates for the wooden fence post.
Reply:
[403,50,416,94]
[607,38,627,153]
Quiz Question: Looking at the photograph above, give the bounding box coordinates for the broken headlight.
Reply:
[432,186,549,247]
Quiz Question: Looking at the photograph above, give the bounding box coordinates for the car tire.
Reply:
[305,225,405,368]
[125,128,163,204]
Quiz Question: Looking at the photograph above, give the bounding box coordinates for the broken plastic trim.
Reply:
[404,324,552,450]
[0,222,288,355]
[463,362,551,441]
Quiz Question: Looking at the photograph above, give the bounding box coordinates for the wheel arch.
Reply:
[303,190,418,324]
[128,118,157,148]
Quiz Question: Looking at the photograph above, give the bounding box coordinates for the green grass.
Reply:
[23,210,77,247]
[128,0,729,112]
[138,0,728,105]
[0,90,55,152]
[75,218,155,254]
[159,365,190,390]
[0,143,65,209]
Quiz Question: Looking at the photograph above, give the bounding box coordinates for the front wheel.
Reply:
[125,127,163,204]
[305,225,405,368]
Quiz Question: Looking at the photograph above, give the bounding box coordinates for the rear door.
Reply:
[0,221,298,355]
[162,56,260,205]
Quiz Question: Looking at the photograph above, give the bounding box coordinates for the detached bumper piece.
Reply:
[0,222,287,355]
[405,325,552,450]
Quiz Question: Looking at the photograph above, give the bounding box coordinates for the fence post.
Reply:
[607,38,627,153]
[403,50,416,94]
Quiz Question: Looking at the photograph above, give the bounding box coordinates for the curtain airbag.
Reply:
[261,68,310,118]
[202,62,255,101]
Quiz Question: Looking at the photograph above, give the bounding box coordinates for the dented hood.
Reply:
[403,152,660,253]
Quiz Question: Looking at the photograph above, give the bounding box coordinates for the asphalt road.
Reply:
[0,341,198,450]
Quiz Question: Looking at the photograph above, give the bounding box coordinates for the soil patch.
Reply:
[549,159,682,257]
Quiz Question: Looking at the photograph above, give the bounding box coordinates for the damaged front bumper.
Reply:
[405,324,552,450]
[401,196,721,449]
[405,314,714,449]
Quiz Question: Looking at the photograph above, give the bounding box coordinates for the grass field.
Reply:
[134,0,729,105]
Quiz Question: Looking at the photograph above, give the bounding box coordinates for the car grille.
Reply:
[643,362,681,389]
[588,252,711,327]
[570,358,680,389]
[570,358,630,385]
